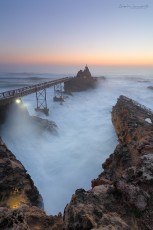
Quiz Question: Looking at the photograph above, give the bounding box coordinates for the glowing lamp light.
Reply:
[16,98,21,104]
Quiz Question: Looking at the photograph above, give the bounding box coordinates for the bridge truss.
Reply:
[0,77,72,114]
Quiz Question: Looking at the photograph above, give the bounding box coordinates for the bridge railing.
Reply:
[0,77,73,105]
[0,77,72,99]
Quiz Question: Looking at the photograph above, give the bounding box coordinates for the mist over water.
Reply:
[0,73,153,214]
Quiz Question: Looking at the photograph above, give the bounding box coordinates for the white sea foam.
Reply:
[0,75,153,214]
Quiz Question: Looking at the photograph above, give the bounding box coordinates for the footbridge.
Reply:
[0,77,73,115]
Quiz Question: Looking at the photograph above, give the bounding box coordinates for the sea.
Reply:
[0,67,153,215]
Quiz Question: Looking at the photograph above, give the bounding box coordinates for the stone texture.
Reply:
[0,102,60,229]
[0,137,63,229]
[1,95,153,229]
[63,95,153,229]
[0,206,63,230]
[0,137,43,209]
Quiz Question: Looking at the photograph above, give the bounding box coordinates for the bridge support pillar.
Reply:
[35,89,49,115]
[53,83,64,102]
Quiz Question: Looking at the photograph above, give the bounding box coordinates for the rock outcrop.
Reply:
[30,116,57,134]
[0,206,63,230]
[1,95,153,229]
[76,65,92,78]
[0,100,57,134]
[0,102,60,228]
[63,95,153,229]
[0,137,63,229]
[0,137,43,209]
[0,104,10,125]
[64,65,97,92]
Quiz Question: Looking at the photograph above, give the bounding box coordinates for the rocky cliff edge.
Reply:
[63,95,153,230]
[1,95,153,229]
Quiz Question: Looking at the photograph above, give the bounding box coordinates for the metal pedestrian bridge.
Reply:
[0,77,73,114]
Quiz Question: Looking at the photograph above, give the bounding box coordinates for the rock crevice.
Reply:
[1,95,153,229]
[63,95,153,229]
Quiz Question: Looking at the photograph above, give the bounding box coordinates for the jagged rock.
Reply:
[63,186,131,230]
[0,206,63,230]
[63,95,153,229]
[76,65,92,78]
[30,116,57,134]
[0,137,63,229]
[64,65,97,92]
[115,180,149,211]
[0,137,43,209]
[140,154,153,181]
[2,95,153,229]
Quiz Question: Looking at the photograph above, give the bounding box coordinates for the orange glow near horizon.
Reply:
[1,0,153,73]
[1,53,153,67]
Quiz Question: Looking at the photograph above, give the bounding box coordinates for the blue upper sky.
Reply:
[0,0,152,73]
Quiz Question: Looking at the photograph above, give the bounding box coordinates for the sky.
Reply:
[0,0,153,73]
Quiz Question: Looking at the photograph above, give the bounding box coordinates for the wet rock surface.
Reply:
[1,95,153,229]
[0,137,43,209]
[0,101,58,134]
[30,116,57,134]
[0,137,63,229]
[63,95,153,229]
[0,205,63,230]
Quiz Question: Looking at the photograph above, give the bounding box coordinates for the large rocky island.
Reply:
[64,65,98,92]
[1,95,153,229]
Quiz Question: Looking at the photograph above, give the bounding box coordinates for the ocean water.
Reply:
[0,70,153,214]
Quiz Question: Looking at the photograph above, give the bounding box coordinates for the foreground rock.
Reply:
[0,102,60,228]
[0,206,63,230]
[0,137,42,209]
[63,95,153,229]
[0,137,63,229]
[1,95,153,229]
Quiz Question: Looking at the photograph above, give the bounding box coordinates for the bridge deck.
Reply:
[0,77,72,106]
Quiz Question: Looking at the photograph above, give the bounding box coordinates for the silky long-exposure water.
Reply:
[0,72,153,214]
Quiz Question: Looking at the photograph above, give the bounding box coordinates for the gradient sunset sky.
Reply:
[0,0,153,73]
